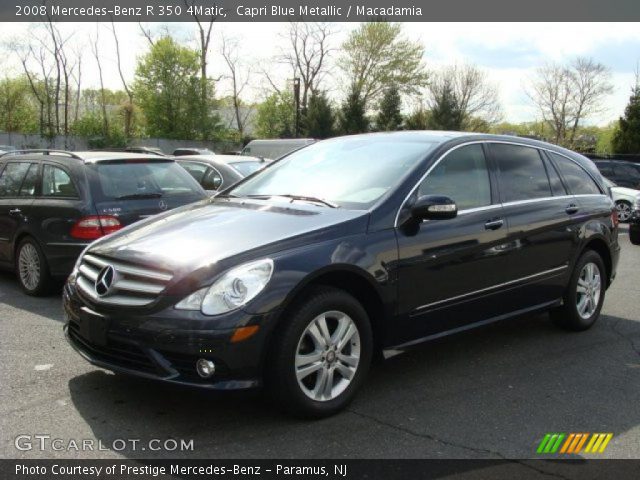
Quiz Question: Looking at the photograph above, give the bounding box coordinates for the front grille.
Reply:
[76,253,172,307]
[68,322,159,374]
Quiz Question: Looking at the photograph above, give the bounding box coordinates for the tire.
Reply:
[550,250,606,331]
[615,200,633,223]
[267,286,373,418]
[15,237,51,296]
[630,226,640,246]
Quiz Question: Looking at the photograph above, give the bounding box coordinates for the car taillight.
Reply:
[70,215,122,240]
[611,209,619,228]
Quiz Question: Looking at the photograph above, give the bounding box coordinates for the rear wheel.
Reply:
[615,200,633,223]
[15,237,51,296]
[550,250,606,331]
[268,287,373,418]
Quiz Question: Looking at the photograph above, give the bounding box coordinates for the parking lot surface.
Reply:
[1,226,639,459]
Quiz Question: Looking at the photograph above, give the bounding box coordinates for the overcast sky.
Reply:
[1,22,639,125]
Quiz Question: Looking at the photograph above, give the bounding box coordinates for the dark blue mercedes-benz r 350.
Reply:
[64,132,620,417]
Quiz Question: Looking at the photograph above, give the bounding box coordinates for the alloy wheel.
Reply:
[616,202,632,222]
[576,262,601,319]
[18,243,41,291]
[295,310,361,402]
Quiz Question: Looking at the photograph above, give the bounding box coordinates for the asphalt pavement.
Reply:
[1,226,639,460]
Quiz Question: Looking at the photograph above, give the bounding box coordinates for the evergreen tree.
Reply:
[612,82,640,154]
[427,85,464,131]
[376,86,403,131]
[303,91,335,139]
[339,87,369,134]
[404,106,430,130]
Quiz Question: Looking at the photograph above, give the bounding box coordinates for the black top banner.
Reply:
[2,0,640,22]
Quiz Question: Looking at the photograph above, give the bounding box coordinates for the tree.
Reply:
[376,85,403,131]
[338,86,369,134]
[0,76,39,138]
[221,35,252,137]
[255,91,295,138]
[427,84,464,131]
[612,77,640,154]
[338,22,428,108]
[427,64,501,131]
[134,36,218,139]
[404,105,430,130]
[281,22,335,111]
[303,91,335,139]
[527,57,613,146]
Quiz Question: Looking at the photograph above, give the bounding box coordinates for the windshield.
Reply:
[231,161,265,177]
[230,136,436,209]
[91,160,204,200]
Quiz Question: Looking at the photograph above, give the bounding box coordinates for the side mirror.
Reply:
[411,195,458,221]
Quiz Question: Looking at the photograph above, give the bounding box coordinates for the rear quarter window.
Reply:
[549,153,602,195]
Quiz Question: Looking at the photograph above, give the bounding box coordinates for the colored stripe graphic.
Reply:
[539,433,614,454]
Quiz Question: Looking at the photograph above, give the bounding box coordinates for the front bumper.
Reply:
[63,283,279,390]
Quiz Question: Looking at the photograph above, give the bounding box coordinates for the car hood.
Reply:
[611,186,640,200]
[87,198,368,274]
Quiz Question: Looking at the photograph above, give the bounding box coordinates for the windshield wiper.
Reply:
[275,194,338,208]
[116,192,163,200]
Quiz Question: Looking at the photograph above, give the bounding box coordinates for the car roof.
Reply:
[176,154,263,164]
[0,150,174,164]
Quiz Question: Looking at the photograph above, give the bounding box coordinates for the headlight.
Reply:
[175,259,274,315]
[634,194,640,210]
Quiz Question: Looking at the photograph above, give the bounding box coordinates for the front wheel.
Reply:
[267,287,373,418]
[550,250,606,331]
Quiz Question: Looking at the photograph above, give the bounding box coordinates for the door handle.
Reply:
[8,208,21,216]
[565,204,579,215]
[485,219,504,230]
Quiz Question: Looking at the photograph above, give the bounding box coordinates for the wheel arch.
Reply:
[580,237,613,287]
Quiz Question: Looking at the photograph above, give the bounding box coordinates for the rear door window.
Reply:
[549,153,602,195]
[19,163,39,197]
[180,161,208,182]
[491,144,551,202]
[0,162,31,197]
[542,156,567,196]
[42,165,78,197]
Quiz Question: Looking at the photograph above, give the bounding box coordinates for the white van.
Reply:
[241,139,315,160]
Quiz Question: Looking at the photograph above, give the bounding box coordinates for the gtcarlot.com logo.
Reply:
[537,433,613,454]
[14,435,194,452]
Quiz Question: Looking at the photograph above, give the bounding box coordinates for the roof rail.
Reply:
[0,149,84,160]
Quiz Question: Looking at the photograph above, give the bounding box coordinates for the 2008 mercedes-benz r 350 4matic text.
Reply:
[64,132,620,417]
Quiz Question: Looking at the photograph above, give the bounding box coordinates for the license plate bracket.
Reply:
[78,310,110,347]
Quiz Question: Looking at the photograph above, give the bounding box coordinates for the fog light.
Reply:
[196,359,216,378]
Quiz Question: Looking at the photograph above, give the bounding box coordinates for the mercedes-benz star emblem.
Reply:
[158,200,168,211]
[95,265,116,297]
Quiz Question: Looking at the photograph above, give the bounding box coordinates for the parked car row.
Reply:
[60,132,620,417]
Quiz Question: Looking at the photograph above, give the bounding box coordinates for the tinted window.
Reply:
[613,162,640,179]
[543,157,566,196]
[595,161,613,176]
[0,162,30,197]
[42,165,77,197]
[418,144,491,210]
[91,160,203,200]
[550,153,602,195]
[492,144,551,202]
[180,161,208,182]
[230,161,264,177]
[19,163,38,197]
[232,136,437,209]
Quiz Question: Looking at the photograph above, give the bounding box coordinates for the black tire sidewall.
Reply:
[562,251,606,330]
[15,237,49,296]
[270,287,373,417]
[630,226,640,245]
